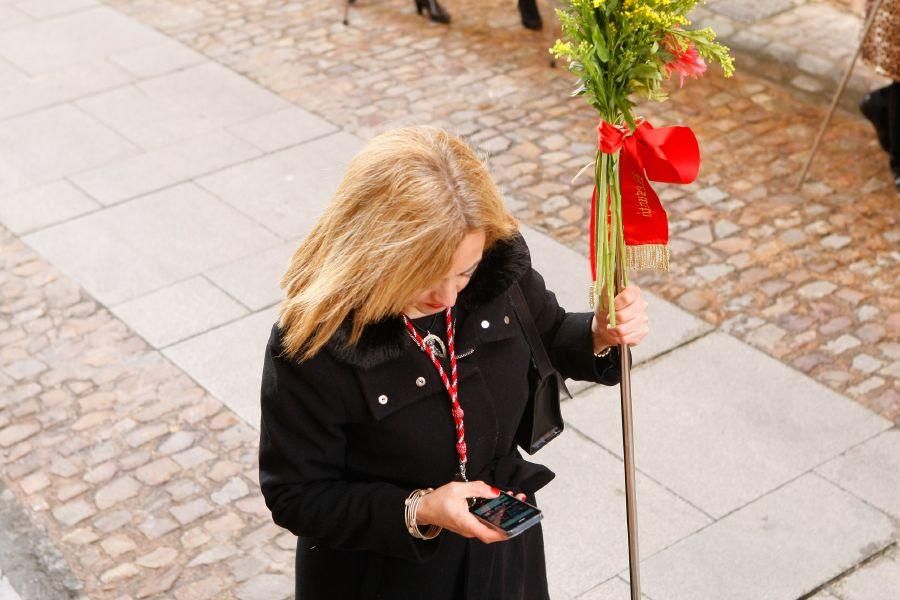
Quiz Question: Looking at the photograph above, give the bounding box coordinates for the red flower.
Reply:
[663,36,707,87]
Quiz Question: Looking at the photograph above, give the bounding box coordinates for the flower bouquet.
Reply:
[550,0,734,324]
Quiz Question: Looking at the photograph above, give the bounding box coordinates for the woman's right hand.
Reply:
[415,480,526,544]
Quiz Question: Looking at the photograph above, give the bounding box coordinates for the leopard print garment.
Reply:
[863,0,900,81]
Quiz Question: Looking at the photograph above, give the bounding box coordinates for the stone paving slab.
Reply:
[0,577,22,600]
[106,39,205,79]
[205,240,298,312]
[829,545,900,600]
[815,428,900,521]
[23,182,281,306]
[13,0,99,19]
[0,6,168,75]
[0,6,31,31]
[0,58,133,121]
[626,473,897,600]
[0,104,138,185]
[163,307,278,428]
[196,131,364,239]
[76,63,288,151]
[537,428,711,599]
[579,576,642,600]
[0,180,99,236]
[563,331,893,519]
[109,276,248,349]
[69,129,263,206]
[227,105,340,153]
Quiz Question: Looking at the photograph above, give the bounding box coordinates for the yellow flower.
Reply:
[593,0,604,6]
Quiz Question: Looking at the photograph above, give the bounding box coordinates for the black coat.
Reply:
[259,232,625,600]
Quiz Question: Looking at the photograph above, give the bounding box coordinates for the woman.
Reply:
[258,126,649,599]
[860,0,900,189]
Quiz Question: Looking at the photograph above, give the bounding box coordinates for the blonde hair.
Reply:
[278,126,519,362]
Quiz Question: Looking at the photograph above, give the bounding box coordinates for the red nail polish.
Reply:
[490,486,500,495]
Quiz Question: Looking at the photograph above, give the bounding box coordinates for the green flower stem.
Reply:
[595,150,608,307]
[606,154,618,327]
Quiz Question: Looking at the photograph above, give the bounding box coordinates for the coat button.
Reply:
[503,315,510,325]
[377,394,388,405]
[415,377,426,387]
[481,320,490,329]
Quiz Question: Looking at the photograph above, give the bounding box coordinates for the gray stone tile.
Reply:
[69,130,262,206]
[23,183,281,305]
[520,225,713,395]
[807,591,840,600]
[579,577,648,600]
[79,62,288,149]
[75,83,220,150]
[0,7,167,75]
[815,429,900,521]
[197,131,363,239]
[110,276,248,348]
[0,58,26,87]
[228,106,339,152]
[831,548,900,600]
[563,332,893,518]
[0,180,99,234]
[107,41,205,79]
[164,306,278,428]
[205,241,298,311]
[0,574,23,600]
[0,5,30,30]
[538,429,710,599]
[0,152,34,197]
[0,59,133,120]
[13,0,97,19]
[629,473,896,600]
[0,104,138,183]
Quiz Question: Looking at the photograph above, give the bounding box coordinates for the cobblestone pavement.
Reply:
[0,1,897,598]
[0,224,294,598]
[103,0,898,423]
[697,0,889,108]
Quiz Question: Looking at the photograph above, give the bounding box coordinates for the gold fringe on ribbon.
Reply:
[625,243,670,272]
[588,244,670,308]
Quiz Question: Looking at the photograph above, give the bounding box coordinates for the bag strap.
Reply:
[508,281,555,380]
[509,281,573,399]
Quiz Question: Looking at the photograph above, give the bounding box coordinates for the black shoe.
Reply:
[518,0,542,30]
[860,91,891,153]
[415,0,450,24]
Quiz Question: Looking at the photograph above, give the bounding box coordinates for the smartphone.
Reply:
[468,492,543,538]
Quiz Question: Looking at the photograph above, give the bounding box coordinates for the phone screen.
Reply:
[469,493,541,533]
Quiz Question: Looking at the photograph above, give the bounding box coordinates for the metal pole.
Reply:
[615,246,641,599]
[796,0,885,189]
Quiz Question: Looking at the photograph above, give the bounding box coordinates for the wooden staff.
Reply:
[797,0,885,189]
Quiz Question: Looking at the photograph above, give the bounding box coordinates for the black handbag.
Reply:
[508,282,573,455]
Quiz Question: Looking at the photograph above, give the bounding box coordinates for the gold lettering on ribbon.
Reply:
[632,172,653,218]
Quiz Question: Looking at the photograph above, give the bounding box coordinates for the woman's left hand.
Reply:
[591,284,649,352]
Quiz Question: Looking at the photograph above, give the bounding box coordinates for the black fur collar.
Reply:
[325,232,531,369]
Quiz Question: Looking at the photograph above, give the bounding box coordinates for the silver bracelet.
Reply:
[593,345,613,358]
[404,488,442,540]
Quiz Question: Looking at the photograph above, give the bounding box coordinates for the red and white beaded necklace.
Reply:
[401,307,468,481]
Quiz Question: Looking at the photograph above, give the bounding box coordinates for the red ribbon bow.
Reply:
[589,120,700,278]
